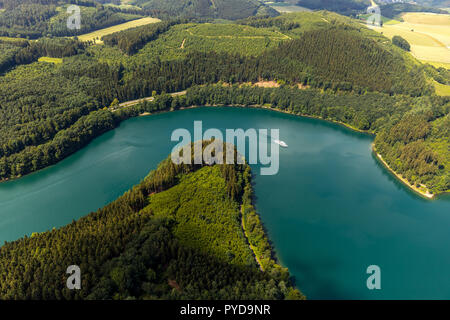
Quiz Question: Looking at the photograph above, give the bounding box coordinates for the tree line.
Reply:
[0,37,86,73]
[0,2,143,38]
[0,25,444,187]
[0,144,303,300]
[102,20,182,55]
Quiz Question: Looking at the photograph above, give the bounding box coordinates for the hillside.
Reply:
[0,11,441,184]
[415,0,450,7]
[0,1,144,38]
[379,3,447,19]
[98,11,429,96]
[131,0,279,20]
[281,0,448,17]
[0,0,280,38]
[256,27,428,95]
[290,0,371,16]
[0,145,303,300]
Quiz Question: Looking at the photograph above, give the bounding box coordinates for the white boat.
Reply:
[273,139,288,148]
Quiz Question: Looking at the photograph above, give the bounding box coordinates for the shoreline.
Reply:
[140,104,375,135]
[244,104,375,135]
[138,104,442,199]
[372,144,435,199]
[1,102,444,199]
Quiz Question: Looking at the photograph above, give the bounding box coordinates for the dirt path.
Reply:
[240,205,264,272]
[185,27,288,40]
[110,91,187,112]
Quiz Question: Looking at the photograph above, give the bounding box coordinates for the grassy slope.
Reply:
[37,56,63,64]
[434,80,450,95]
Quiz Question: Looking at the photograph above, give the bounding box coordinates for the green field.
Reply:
[434,80,450,95]
[105,3,143,11]
[38,57,63,64]
[427,61,450,69]
[0,36,26,42]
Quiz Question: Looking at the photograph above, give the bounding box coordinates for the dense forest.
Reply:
[0,1,143,38]
[0,11,448,189]
[131,0,279,20]
[102,25,430,95]
[0,144,304,300]
[0,41,24,73]
[414,0,450,8]
[293,0,370,16]
[236,15,300,31]
[102,20,180,55]
[279,0,447,18]
[0,6,449,301]
[379,3,447,19]
[0,17,447,195]
[0,37,86,73]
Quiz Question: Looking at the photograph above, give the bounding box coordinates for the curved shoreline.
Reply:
[372,144,435,199]
[1,101,444,199]
[139,103,442,199]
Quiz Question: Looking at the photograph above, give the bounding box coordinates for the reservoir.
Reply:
[1,106,449,299]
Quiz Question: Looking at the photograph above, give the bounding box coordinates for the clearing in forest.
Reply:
[77,17,161,44]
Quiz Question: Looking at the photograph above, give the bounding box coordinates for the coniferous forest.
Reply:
[0,5,449,302]
[0,143,304,300]
[0,18,448,194]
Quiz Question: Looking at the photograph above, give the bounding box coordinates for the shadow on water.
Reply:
[282,256,355,300]
[370,151,439,203]
[2,106,450,299]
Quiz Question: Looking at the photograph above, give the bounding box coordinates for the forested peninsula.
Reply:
[0,12,449,196]
[0,142,304,300]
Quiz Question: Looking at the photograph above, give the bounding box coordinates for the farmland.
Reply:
[77,17,161,44]
[369,12,450,64]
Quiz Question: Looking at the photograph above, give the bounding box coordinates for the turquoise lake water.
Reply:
[1,107,449,299]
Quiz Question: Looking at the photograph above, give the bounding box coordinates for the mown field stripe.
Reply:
[76,17,161,44]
